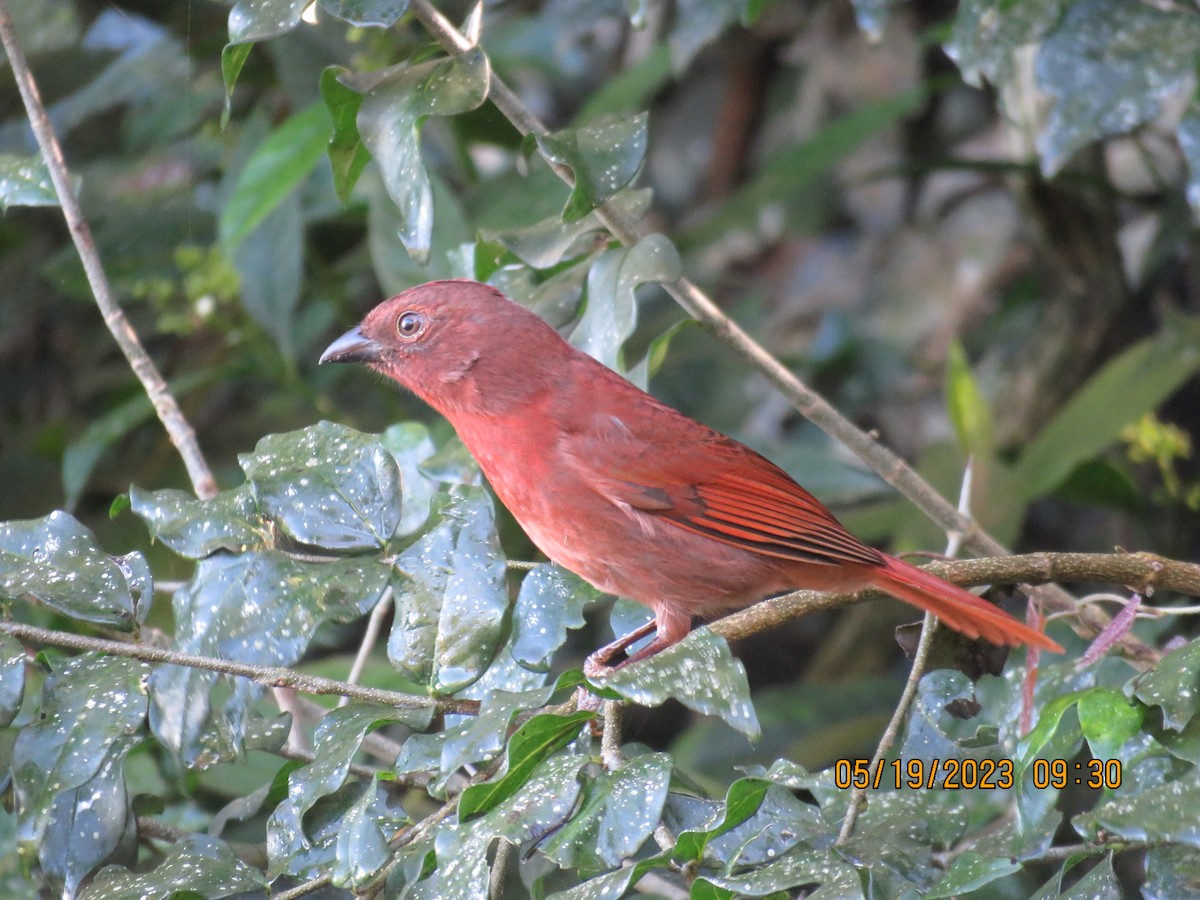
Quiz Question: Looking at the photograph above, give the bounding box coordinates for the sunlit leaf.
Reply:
[1077,688,1143,759]
[356,49,489,263]
[0,155,58,210]
[541,753,672,873]
[1035,0,1200,175]
[536,114,648,222]
[0,511,151,626]
[219,103,330,250]
[389,486,507,693]
[130,484,265,558]
[571,233,681,372]
[81,834,266,900]
[598,627,760,739]
[241,421,402,550]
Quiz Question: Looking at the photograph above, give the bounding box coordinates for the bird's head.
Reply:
[320,279,571,417]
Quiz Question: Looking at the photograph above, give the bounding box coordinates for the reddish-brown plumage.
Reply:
[321,279,1061,670]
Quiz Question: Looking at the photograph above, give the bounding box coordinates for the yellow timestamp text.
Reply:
[1029,757,1122,789]
[833,758,1014,791]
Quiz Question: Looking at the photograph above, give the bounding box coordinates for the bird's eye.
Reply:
[396,311,424,339]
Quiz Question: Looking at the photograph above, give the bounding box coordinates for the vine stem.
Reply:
[404,0,1152,663]
[0,0,217,500]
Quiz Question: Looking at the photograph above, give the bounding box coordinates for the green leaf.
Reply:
[232,189,303,360]
[945,341,993,458]
[0,511,151,626]
[945,0,1066,88]
[219,103,330,251]
[219,42,253,124]
[457,711,594,819]
[241,421,403,550]
[572,233,682,372]
[321,67,371,206]
[0,154,58,209]
[319,0,409,28]
[1035,0,1200,176]
[541,753,672,873]
[13,655,148,851]
[926,851,1022,898]
[1077,688,1143,759]
[389,486,508,693]
[227,0,308,44]
[696,848,860,897]
[1144,845,1200,899]
[545,855,673,900]
[536,113,649,222]
[149,551,389,762]
[356,48,489,263]
[379,422,439,537]
[1132,637,1200,731]
[82,834,267,899]
[1074,769,1200,847]
[129,484,264,559]
[1012,315,1200,502]
[599,627,760,739]
[1017,689,1088,773]
[511,564,596,671]
[330,774,409,888]
[0,633,25,727]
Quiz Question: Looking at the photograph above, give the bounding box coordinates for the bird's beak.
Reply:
[320,326,384,365]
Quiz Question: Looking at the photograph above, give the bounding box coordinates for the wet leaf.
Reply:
[458,711,594,819]
[330,774,410,888]
[82,834,267,899]
[1074,769,1200,847]
[1018,689,1088,773]
[511,564,596,671]
[696,847,860,897]
[0,154,58,209]
[945,0,1065,88]
[356,48,489,262]
[0,633,26,727]
[241,421,402,550]
[598,627,760,739]
[13,655,148,853]
[438,684,561,779]
[541,753,672,873]
[389,486,508,693]
[321,66,371,205]
[219,103,329,250]
[149,551,388,762]
[268,780,380,880]
[925,851,1022,898]
[536,114,648,222]
[319,0,409,28]
[130,484,264,558]
[571,233,681,372]
[379,422,439,537]
[1077,688,1143,759]
[0,511,151,626]
[1132,637,1200,732]
[1035,0,1200,176]
[1144,845,1200,899]
[545,855,672,900]
[227,0,308,44]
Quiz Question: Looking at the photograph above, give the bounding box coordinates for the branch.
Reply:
[710,551,1199,649]
[403,0,1147,659]
[0,1,218,500]
[0,620,479,716]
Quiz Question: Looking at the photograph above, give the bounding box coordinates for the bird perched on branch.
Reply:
[321,279,1061,675]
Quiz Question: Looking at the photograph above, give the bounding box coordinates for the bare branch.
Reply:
[0,1,218,499]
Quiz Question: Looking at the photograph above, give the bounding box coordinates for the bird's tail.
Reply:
[870,554,1062,652]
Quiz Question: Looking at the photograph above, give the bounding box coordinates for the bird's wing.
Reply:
[566,408,882,568]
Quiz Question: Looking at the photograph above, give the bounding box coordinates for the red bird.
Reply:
[321,280,1061,673]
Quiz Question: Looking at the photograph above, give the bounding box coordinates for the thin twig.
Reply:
[0,1,217,500]
[0,620,479,715]
[341,586,394,707]
[272,876,331,900]
[403,0,1148,661]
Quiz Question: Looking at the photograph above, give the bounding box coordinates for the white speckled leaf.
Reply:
[0,511,151,626]
[535,114,648,222]
[1132,637,1200,732]
[379,422,439,537]
[227,0,307,44]
[599,627,760,739]
[511,564,597,671]
[0,633,25,727]
[81,834,267,899]
[130,484,264,558]
[241,421,402,550]
[1075,768,1200,848]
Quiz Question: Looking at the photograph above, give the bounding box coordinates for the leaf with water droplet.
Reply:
[511,564,598,671]
[13,655,148,860]
[571,233,681,373]
[1078,687,1143,759]
[380,422,439,537]
[389,486,508,693]
[0,633,25,727]
[0,511,151,626]
[319,0,409,28]
[242,421,402,550]
[356,48,489,263]
[1075,767,1200,847]
[695,847,860,897]
[1133,637,1200,732]
[541,753,671,874]
[226,0,308,44]
[458,711,594,820]
[82,834,267,899]
[0,154,60,210]
[130,484,264,558]
[1034,0,1200,176]
[599,627,760,739]
[536,114,648,223]
[330,774,410,889]
[149,551,389,763]
[925,851,1022,899]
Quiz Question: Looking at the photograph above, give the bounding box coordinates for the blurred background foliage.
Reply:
[2,0,1200,895]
